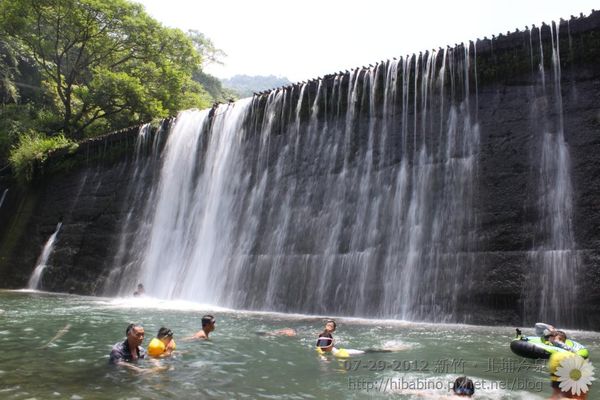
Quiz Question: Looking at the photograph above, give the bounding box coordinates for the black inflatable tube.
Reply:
[510,340,551,359]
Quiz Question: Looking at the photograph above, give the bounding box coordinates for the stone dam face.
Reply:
[1,12,600,328]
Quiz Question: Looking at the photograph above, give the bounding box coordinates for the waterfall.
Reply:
[109,46,481,322]
[381,48,480,321]
[102,123,167,293]
[528,22,577,325]
[0,188,7,208]
[27,222,63,290]
[104,26,582,324]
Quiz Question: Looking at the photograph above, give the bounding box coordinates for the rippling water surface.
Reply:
[0,290,597,399]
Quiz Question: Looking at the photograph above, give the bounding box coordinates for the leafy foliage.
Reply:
[188,30,227,66]
[9,131,78,182]
[0,38,20,104]
[0,0,212,139]
[193,70,238,103]
[0,0,236,177]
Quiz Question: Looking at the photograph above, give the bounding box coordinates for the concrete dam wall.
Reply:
[1,12,600,328]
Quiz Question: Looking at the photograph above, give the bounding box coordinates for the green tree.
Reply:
[186,30,237,102]
[0,38,20,104]
[193,70,238,103]
[187,30,227,66]
[0,0,211,139]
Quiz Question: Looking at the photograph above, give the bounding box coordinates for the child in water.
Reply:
[147,327,176,358]
[316,319,336,352]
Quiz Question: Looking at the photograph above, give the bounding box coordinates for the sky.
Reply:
[134,0,599,82]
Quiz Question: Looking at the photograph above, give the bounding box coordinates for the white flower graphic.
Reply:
[555,354,595,396]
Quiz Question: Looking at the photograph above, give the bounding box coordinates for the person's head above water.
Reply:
[157,327,174,343]
[553,330,567,342]
[202,315,216,331]
[189,315,216,340]
[125,323,145,347]
[453,376,475,397]
[109,323,146,365]
[324,319,336,333]
[316,320,337,351]
[545,329,568,344]
[133,283,145,296]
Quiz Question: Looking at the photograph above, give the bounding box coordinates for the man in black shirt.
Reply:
[109,324,146,369]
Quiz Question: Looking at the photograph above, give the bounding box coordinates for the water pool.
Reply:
[0,290,597,399]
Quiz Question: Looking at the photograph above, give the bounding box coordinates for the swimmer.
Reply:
[548,352,590,399]
[548,330,575,351]
[316,320,337,352]
[109,323,168,373]
[133,283,145,297]
[185,315,215,340]
[109,324,146,369]
[397,376,475,398]
[256,328,297,337]
[147,327,176,358]
[452,376,475,397]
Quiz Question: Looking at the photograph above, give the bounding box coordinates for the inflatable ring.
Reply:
[147,338,176,357]
[510,336,588,359]
[317,347,349,358]
[316,347,365,358]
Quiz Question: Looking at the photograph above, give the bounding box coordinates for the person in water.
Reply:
[256,328,297,337]
[133,283,145,297]
[401,376,475,398]
[452,376,475,397]
[548,352,589,399]
[147,327,176,358]
[191,315,216,340]
[548,330,576,352]
[536,322,555,341]
[316,319,336,352]
[109,323,147,370]
[538,323,574,349]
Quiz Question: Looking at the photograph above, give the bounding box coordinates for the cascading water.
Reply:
[27,222,63,289]
[102,123,167,292]
[0,188,7,208]
[108,46,481,322]
[527,22,578,325]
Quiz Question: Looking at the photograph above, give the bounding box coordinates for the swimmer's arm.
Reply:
[116,360,169,373]
[158,343,175,357]
[156,348,183,357]
[115,360,146,373]
[549,340,575,352]
[149,358,163,367]
[558,342,575,352]
[180,335,206,342]
[181,331,208,341]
